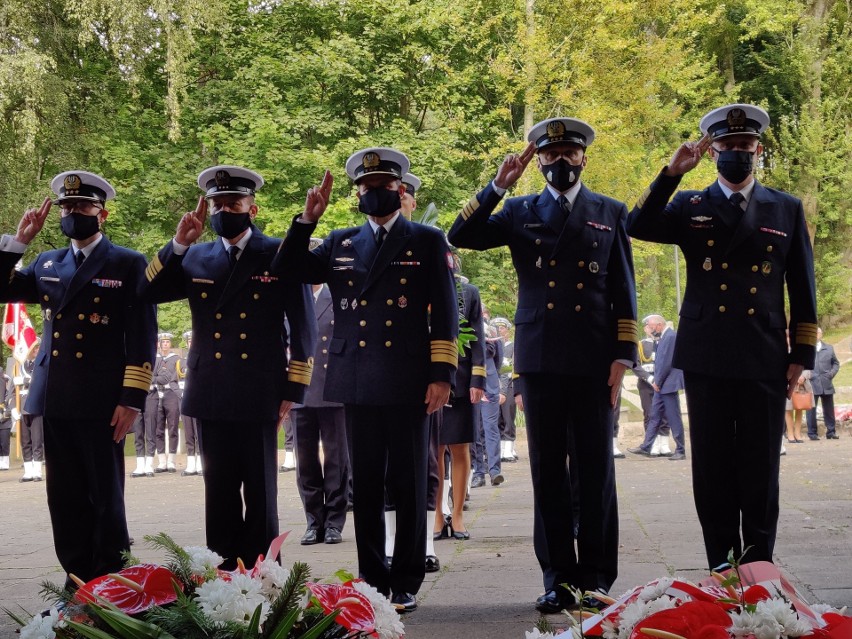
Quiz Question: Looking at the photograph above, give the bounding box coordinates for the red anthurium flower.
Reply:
[743,585,772,604]
[74,564,182,615]
[306,582,376,634]
[630,601,731,639]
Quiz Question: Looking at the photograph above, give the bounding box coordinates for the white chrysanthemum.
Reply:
[810,603,835,616]
[257,558,291,599]
[638,577,675,602]
[730,609,760,637]
[195,574,270,626]
[603,597,678,639]
[20,608,61,639]
[184,546,225,575]
[351,580,405,639]
[525,629,556,639]
[754,599,812,637]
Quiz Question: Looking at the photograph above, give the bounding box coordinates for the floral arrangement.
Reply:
[527,560,851,639]
[7,532,405,639]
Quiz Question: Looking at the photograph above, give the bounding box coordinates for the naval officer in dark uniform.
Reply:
[273,149,458,613]
[448,118,638,612]
[139,165,316,569]
[626,104,818,570]
[0,171,156,587]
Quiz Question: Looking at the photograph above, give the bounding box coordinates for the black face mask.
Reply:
[210,212,251,239]
[541,159,583,192]
[358,188,401,217]
[60,212,101,241]
[714,149,754,184]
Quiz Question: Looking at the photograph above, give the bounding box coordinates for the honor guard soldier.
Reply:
[139,165,316,569]
[400,173,420,220]
[0,171,156,588]
[274,148,458,613]
[448,119,638,612]
[131,337,161,477]
[626,104,818,570]
[154,332,181,472]
[178,330,202,476]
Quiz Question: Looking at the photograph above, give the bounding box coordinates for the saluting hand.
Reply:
[493,141,537,190]
[15,197,52,245]
[302,170,333,223]
[176,196,207,245]
[664,133,712,177]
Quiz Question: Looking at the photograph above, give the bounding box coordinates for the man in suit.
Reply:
[806,327,841,440]
[293,282,349,546]
[154,332,181,472]
[178,330,202,476]
[139,165,316,569]
[448,118,638,612]
[628,315,685,460]
[626,104,818,570]
[0,171,156,588]
[273,148,458,612]
[633,318,672,456]
[493,318,518,463]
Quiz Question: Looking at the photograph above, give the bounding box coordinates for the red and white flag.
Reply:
[2,303,38,363]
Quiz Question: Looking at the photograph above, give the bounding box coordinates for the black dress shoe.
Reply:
[627,447,652,457]
[808,435,820,441]
[425,555,440,572]
[300,529,322,545]
[324,528,342,544]
[391,592,417,613]
[826,433,840,439]
[154,467,168,473]
[668,452,686,461]
[451,529,470,540]
[535,589,576,614]
[581,589,612,611]
[33,476,43,482]
[19,476,33,483]
[490,473,505,486]
[181,470,197,476]
[470,474,485,488]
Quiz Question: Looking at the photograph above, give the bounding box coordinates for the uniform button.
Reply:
[348,281,354,286]
[707,240,715,247]
[361,300,368,307]
[535,239,542,245]
[321,336,328,342]
[330,320,334,326]
[575,305,582,312]
[720,284,727,291]
[547,303,554,310]
[323,364,327,369]
[549,260,556,266]
[43,295,49,301]
[578,261,585,268]
[592,241,599,248]
[359,340,366,347]
[241,353,248,359]
[576,283,584,290]
[52,350,59,356]
[53,332,59,338]
[751,265,758,272]
[55,313,62,320]
[201,292,207,299]
[240,312,247,319]
[767,245,773,252]
[76,333,82,340]
[722,263,728,270]
[93,297,100,303]
[322,349,328,354]
[400,278,407,285]
[548,281,556,288]
[719,306,726,313]
[750,287,757,294]
[747,308,755,315]
[386,320,392,327]
[76,352,83,359]
[215,313,222,319]
[77,314,86,321]
[215,352,222,359]
[253,293,260,300]
[240,333,247,340]
[385,341,392,347]
[214,332,221,339]
[360,320,367,327]
[386,299,393,306]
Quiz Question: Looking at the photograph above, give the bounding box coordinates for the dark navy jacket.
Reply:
[627,172,817,379]
[454,280,486,398]
[139,226,316,420]
[448,183,638,376]
[652,328,684,394]
[0,237,156,418]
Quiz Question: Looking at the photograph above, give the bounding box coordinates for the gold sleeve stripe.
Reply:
[124,363,153,391]
[461,196,480,221]
[796,323,818,346]
[512,372,519,380]
[287,371,312,385]
[472,365,486,377]
[617,319,638,341]
[431,339,459,366]
[288,361,314,373]
[635,187,652,210]
[145,256,164,282]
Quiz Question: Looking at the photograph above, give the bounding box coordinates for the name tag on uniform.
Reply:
[92,278,123,288]
[39,276,60,282]
[333,266,353,271]
[523,223,545,229]
[192,278,215,284]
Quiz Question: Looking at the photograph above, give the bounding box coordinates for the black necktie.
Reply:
[375,226,388,247]
[227,245,240,270]
[75,251,85,269]
[557,195,571,225]
[729,192,745,211]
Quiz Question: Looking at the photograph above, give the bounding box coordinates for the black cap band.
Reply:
[204,175,257,197]
[353,160,403,182]
[403,182,417,195]
[535,130,588,149]
[56,183,107,202]
[708,118,762,138]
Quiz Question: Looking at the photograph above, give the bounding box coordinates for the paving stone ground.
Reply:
[0,418,850,638]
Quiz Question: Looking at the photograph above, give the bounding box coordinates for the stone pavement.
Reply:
[0,422,850,638]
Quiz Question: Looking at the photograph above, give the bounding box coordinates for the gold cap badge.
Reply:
[546,120,566,140]
[214,170,230,187]
[727,108,746,127]
[363,152,380,170]
[63,174,81,192]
